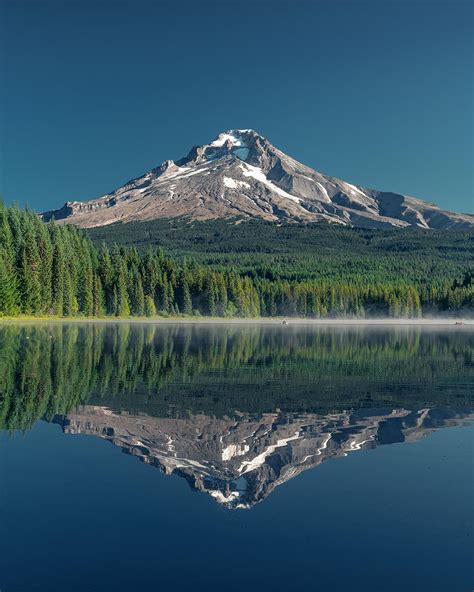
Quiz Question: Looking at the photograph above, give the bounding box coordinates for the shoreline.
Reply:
[0,316,472,327]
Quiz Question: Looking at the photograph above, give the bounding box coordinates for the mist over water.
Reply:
[1,322,472,427]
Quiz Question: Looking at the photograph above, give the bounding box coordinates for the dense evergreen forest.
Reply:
[1,323,472,430]
[0,203,473,318]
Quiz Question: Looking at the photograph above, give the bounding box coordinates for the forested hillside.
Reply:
[0,203,473,318]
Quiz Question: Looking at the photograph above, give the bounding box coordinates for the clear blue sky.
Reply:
[1,0,472,214]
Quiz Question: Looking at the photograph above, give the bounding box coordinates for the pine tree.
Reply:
[0,249,18,315]
[144,295,156,317]
[92,274,105,316]
[98,245,114,314]
[114,262,130,316]
[34,217,53,311]
[176,270,192,315]
[51,240,65,315]
[19,235,42,314]
[63,270,76,316]
[0,205,19,314]
[132,273,145,316]
[78,246,94,315]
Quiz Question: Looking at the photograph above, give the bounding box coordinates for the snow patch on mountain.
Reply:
[346,434,376,452]
[240,163,301,203]
[222,443,250,461]
[315,181,331,202]
[210,132,246,148]
[208,489,242,504]
[223,177,250,190]
[345,183,371,201]
[238,431,301,475]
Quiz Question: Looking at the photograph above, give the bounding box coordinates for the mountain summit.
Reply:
[42,129,473,229]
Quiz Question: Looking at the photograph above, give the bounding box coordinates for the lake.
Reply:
[0,322,472,591]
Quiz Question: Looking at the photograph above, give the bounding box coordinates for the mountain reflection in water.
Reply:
[54,405,473,508]
[1,322,472,508]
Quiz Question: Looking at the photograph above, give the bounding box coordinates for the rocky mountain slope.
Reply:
[42,129,473,229]
[53,406,473,508]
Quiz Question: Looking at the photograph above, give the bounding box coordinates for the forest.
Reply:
[0,202,473,318]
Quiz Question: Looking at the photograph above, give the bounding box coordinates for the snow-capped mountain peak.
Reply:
[42,129,474,229]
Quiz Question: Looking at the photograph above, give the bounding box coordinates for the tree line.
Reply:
[0,202,472,318]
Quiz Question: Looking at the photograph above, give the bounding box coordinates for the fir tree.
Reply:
[19,238,42,314]
[144,295,156,317]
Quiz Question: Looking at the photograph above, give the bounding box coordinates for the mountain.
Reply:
[54,406,473,509]
[42,129,473,229]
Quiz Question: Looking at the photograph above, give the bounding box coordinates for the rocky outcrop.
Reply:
[42,129,474,229]
[53,406,473,508]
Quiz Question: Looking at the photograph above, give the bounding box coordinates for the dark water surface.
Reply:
[0,323,473,591]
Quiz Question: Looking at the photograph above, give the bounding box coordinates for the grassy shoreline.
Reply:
[0,315,472,326]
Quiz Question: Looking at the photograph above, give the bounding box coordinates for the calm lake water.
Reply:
[0,323,473,592]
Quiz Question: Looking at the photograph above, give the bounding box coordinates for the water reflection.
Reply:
[0,322,472,508]
[54,405,473,508]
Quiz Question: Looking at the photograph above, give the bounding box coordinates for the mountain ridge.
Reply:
[42,129,474,229]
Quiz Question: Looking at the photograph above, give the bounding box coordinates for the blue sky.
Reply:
[1,0,472,214]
